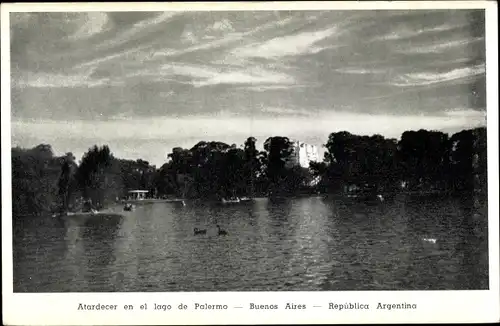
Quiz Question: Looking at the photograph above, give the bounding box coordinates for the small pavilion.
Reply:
[128,190,148,201]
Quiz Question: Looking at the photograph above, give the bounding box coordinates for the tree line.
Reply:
[313,127,487,196]
[11,127,486,217]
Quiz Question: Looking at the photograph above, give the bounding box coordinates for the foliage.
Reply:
[12,145,61,216]
[57,152,77,212]
[11,127,487,217]
[318,128,486,194]
[76,145,113,206]
[263,136,294,195]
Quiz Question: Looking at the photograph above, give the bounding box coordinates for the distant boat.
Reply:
[221,197,241,204]
[53,211,73,218]
[56,210,122,219]
[343,190,386,202]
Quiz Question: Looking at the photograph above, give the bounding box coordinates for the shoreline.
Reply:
[12,190,484,220]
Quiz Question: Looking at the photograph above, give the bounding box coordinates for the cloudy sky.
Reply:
[9,9,487,166]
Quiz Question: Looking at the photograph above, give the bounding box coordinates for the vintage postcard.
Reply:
[2,1,499,325]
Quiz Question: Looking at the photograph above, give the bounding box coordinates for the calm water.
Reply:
[13,196,488,292]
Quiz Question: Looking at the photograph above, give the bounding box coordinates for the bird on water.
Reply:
[216,225,228,236]
[194,228,207,235]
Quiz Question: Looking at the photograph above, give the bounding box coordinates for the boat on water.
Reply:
[53,209,122,219]
[220,196,255,204]
[221,197,241,204]
[343,191,387,203]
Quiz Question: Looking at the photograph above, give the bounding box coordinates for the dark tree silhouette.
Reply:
[397,130,449,191]
[11,127,488,217]
[12,145,62,216]
[57,152,76,213]
[76,145,113,206]
[243,137,259,197]
[263,136,294,195]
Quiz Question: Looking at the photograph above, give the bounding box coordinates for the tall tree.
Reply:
[221,147,245,197]
[243,137,259,196]
[76,145,113,205]
[57,152,76,212]
[397,129,449,190]
[11,144,60,216]
[449,129,476,192]
[188,141,232,198]
[263,136,294,195]
[323,131,360,191]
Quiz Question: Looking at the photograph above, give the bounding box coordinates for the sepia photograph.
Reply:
[2,1,499,325]
[8,6,491,292]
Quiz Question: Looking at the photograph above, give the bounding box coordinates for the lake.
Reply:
[13,195,489,292]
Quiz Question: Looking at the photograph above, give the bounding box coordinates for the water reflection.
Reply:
[80,215,122,291]
[13,196,488,292]
[456,192,489,289]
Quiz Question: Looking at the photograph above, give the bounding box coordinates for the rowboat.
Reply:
[221,197,241,204]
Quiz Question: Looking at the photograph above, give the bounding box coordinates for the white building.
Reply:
[286,141,319,168]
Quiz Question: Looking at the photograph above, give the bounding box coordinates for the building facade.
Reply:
[286,141,319,169]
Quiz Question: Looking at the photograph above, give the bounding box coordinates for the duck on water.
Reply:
[193,225,228,236]
[217,225,228,236]
[194,228,207,235]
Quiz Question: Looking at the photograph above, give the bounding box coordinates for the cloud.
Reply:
[372,23,461,42]
[194,70,295,87]
[73,44,151,69]
[160,91,176,98]
[209,19,234,32]
[12,109,486,166]
[67,12,110,41]
[161,64,214,79]
[150,31,245,59]
[113,61,295,87]
[335,67,386,75]
[14,68,123,89]
[391,64,485,87]
[260,106,318,116]
[181,28,199,44]
[149,16,296,61]
[238,84,314,92]
[14,111,485,144]
[9,10,487,141]
[93,12,181,51]
[230,26,339,59]
[444,108,486,118]
[398,37,484,54]
[156,63,295,87]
